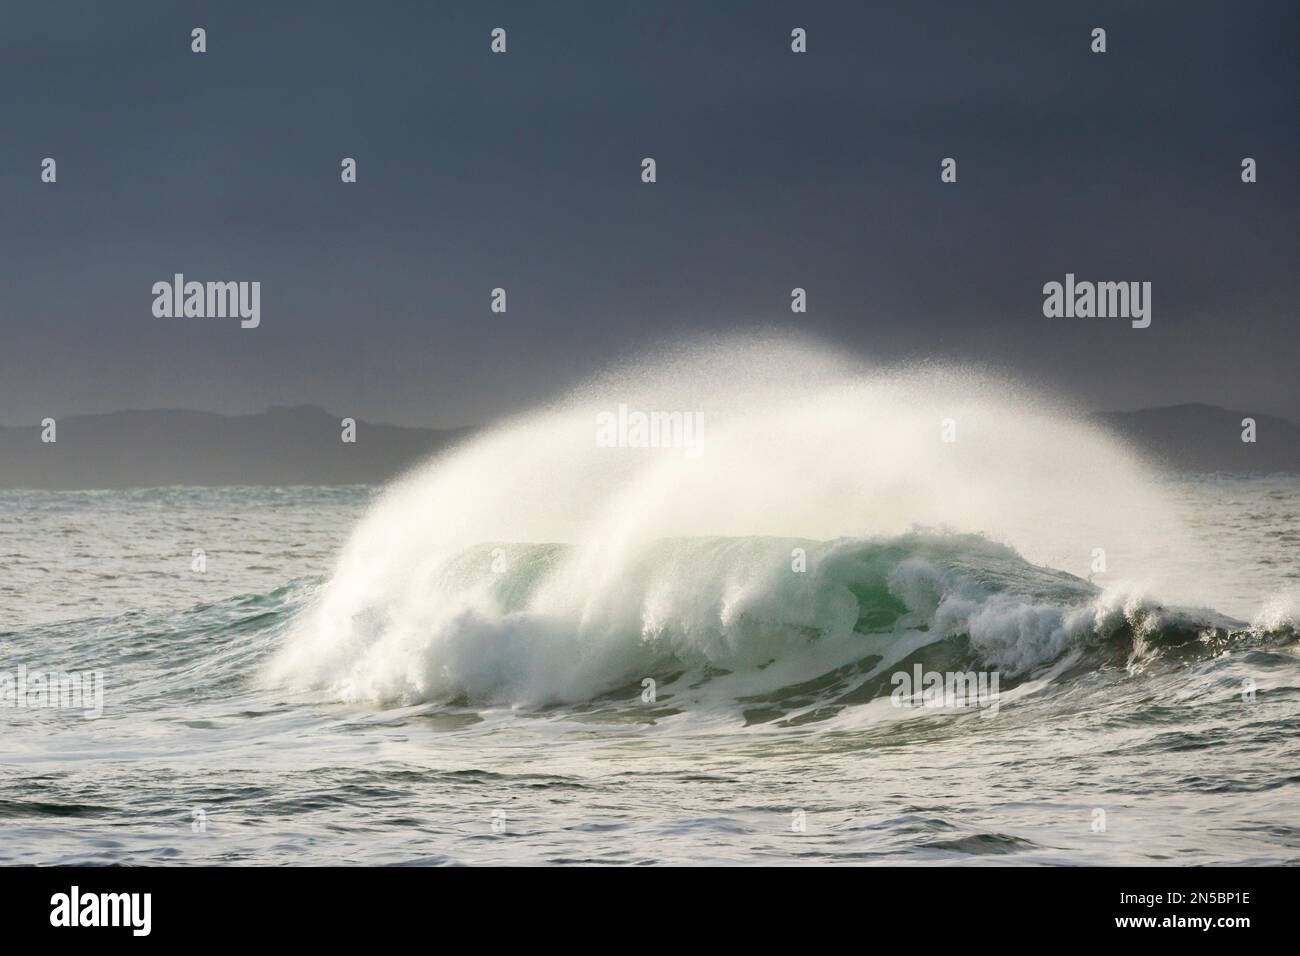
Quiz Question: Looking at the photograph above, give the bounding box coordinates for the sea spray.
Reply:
[266,337,1200,708]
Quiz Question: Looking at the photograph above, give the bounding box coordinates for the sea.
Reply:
[2,345,1297,865]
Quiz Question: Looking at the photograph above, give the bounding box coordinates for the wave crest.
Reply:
[266,339,1274,712]
[267,531,1270,710]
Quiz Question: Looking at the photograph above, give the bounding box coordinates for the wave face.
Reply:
[266,337,1272,710]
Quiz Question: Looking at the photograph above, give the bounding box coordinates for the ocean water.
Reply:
[2,345,1297,865]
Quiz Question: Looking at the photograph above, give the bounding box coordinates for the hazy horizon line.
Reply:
[3,399,1298,432]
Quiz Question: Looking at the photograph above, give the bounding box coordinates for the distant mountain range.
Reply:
[1090,404,1300,474]
[0,403,1295,490]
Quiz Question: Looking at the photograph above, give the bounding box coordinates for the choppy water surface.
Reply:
[1,475,1295,865]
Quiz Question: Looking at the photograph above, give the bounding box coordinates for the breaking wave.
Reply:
[265,337,1295,712]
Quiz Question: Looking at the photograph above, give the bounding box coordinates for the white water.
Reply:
[267,337,1229,707]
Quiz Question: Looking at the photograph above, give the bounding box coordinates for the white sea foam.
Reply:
[266,336,1207,707]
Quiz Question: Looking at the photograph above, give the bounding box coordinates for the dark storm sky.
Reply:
[2,1,1296,427]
